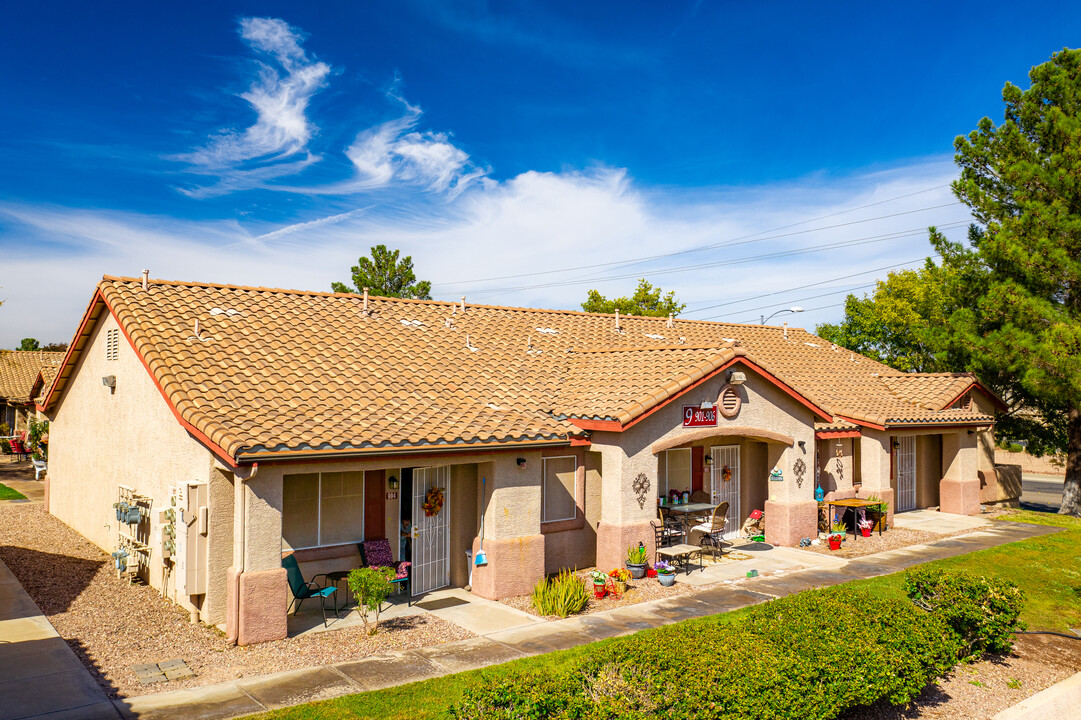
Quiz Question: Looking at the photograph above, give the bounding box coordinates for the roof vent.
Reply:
[444,317,454,328]
[362,287,370,315]
[400,319,424,327]
[783,322,789,340]
[666,314,674,328]
[614,310,623,333]
[187,319,211,343]
[722,337,736,343]
[460,296,467,313]
[536,327,558,335]
[141,269,149,291]
[644,333,665,340]
[804,342,820,348]
[209,308,243,317]
[466,333,477,352]
[678,337,686,344]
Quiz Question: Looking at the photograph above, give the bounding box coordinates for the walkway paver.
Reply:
[0,557,119,720]
[14,518,1060,720]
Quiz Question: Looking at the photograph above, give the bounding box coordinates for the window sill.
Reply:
[541,514,585,534]
[283,543,360,563]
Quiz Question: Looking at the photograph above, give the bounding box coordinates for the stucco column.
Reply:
[226,468,287,646]
[941,430,981,516]
[592,433,657,572]
[763,434,817,546]
[470,454,545,600]
[857,431,895,524]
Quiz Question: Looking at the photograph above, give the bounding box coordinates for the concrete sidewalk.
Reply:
[0,556,119,720]
[105,519,1057,720]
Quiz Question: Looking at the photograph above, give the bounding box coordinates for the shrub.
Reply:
[456,586,960,720]
[531,569,589,617]
[904,568,1025,661]
[347,566,395,635]
[0,439,10,455]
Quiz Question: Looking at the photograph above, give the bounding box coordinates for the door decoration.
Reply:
[793,458,806,488]
[632,473,651,509]
[422,486,445,516]
[721,465,732,483]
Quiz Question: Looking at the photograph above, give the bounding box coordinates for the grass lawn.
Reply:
[246,511,1081,720]
[0,483,26,501]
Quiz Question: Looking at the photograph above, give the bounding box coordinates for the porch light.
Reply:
[704,456,713,468]
[102,375,116,393]
[388,476,399,489]
[516,457,527,469]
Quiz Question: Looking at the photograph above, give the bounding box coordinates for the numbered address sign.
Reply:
[683,405,717,427]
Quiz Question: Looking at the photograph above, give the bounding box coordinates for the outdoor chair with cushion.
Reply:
[690,490,710,503]
[358,538,412,605]
[652,507,684,557]
[8,440,30,462]
[690,501,729,561]
[282,554,337,626]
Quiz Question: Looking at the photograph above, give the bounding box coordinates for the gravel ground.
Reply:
[801,527,977,559]
[0,503,473,699]
[838,633,1081,719]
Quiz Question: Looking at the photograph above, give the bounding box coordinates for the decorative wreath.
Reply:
[721,465,732,483]
[422,486,445,517]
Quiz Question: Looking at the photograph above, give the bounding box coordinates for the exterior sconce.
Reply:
[388,476,399,489]
[727,371,746,385]
[102,375,116,393]
[704,455,713,468]
[892,440,901,449]
[516,457,527,469]
[798,440,806,451]
[967,429,975,435]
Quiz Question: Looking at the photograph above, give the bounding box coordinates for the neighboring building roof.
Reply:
[0,351,65,404]
[44,277,997,463]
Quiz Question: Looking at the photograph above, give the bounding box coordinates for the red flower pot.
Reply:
[828,538,842,551]
[860,527,872,538]
[593,583,606,599]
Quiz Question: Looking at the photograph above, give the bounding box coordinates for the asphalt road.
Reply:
[1020,473,1065,513]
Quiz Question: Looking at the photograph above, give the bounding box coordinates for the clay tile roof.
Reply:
[0,351,65,403]
[46,277,998,461]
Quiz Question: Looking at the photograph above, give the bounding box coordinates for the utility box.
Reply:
[175,482,208,597]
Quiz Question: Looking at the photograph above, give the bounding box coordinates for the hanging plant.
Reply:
[722,465,732,483]
[422,486,445,517]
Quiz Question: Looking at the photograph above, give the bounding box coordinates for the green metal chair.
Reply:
[282,554,337,626]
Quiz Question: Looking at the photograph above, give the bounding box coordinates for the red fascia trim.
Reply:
[815,430,862,439]
[98,294,239,470]
[569,436,592,447]
[567,418,621,431]
[944,383,1009,413]
[42,289,107,411]
[238,441,571,467]
[838,416,887,431]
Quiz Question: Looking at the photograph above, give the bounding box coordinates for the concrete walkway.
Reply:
[0,556,119,720]
[105,519,1057,720]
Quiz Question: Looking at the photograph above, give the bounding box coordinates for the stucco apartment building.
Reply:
[1,350,63,435]
[40,276,1016,645]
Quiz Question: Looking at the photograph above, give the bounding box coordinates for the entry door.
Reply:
[710,445,741,540]
[896,436,916,511]
[412,466,451,596]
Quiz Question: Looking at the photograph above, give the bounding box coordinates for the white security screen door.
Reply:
[896,436,916,512]
[710,445,741,540]
[412,466,451,596]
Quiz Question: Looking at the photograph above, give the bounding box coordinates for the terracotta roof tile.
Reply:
[0,351,65,403]
[47,277,996,460]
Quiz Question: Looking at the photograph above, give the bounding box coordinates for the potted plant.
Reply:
[589,569,609,599]
[655,561,677,587]
[626,544,649,579]
[608,567,630,594]
[827,520,847,550]
[857,517,873,538]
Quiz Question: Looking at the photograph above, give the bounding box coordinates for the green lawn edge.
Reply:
[0,482,27,500]
[245,511,1081,720]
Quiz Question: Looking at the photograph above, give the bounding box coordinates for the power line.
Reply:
[704,283,878,322]
[432,183,955,288]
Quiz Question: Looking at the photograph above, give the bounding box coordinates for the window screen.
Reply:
[542,456,577,522]
[282,471,365,549]
[662,449,692,495]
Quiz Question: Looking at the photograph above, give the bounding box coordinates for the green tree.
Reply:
[331,245,431,300]
[18,338,39,351]
[40,342,68,352]
[581,279,686,317]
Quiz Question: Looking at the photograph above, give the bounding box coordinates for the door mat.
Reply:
[415,597,471,611]
[735,542,774,552]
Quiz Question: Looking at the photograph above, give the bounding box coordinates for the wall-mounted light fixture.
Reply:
[798,440,806,451]
[388,475,399,489]
[102,375,116,393]
[704,455,713,468]
[892,440,901,449]
[727,371,746,385]
[967,429,975,435]
[516,457,527,469]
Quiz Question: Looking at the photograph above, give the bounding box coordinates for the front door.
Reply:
[710,445,741,540]
[411,466,451,596]
[896,436,916,511]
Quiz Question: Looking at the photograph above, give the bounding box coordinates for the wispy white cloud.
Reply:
[173,17,331,197]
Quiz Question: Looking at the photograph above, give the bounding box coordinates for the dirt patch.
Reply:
[838,633,1081,719]
[0,503,473,699]
[0,458,34,484]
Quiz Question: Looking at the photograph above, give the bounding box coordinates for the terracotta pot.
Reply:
[828,538,842,551]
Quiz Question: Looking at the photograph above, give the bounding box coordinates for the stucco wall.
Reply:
[46,311,217,613]
[542,448,599,575]
[916,434,943,508]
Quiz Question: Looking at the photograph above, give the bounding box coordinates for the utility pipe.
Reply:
[228,462,257,645]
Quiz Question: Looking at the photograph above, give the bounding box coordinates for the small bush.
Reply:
[0,439,10,455]
[456,586,960,720]
[904,568,1025,661]
[531,569,589,617]
[347,566,395,635]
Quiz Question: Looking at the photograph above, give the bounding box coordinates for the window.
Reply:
[542,456,577,522]
[105,329,119,361]
[658,448,692,496]
[282,471,365,549]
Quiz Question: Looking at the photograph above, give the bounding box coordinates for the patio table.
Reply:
[824,498,882,540]
[663,502,718,541]
[656,543,704,575]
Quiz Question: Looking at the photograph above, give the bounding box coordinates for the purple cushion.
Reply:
[394,561,411,580]
[362,539,394,566]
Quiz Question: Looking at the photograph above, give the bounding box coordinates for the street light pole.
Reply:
[761,306,804,325]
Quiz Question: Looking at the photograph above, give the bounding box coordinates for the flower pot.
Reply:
[615,580,627,594]
[593,582,606,599]
[626,562,647,579]
[860,527,872,538]
[658,573,676,587]
[828,538,842,551]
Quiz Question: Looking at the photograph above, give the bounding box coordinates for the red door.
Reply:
[364,470,386,540]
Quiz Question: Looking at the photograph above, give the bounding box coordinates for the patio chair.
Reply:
[690,490,710,503]
[690,501,729,561]
[32,458,47,479]
[282,554,337,627]
[358,539,412,605]
[8,440,30,462]
[651,507,684,558]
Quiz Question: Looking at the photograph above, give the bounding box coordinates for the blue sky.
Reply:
[2,1,1080,347]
